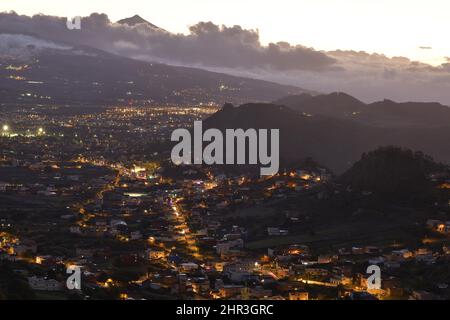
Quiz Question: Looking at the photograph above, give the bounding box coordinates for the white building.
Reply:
[28,276,63,291]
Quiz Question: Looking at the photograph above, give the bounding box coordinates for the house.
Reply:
[218,285,244,298]
[207,220,221,230]
[415,248,432,256]
[368,256,386,265]
[333,265,353,277]
[318,255,335,264]
[0,253,17,261]
[248,287,272,299]
[426,219,450,233]
[436,222,450,234]
[296,170,312,180]
[223,261,255,273]
[213,262,226,272]
[349,292,378,300]
[289,291,309,300]
[216,239,244,255]
[331,274,353,286]
[146,249,166,260]
[364,246,381,254]
[387,287,404,297]
[304,268,329,277]
[179,262,199,272]
[384,261,401,269]
[223,233,242,241]
[267,227,289,236]
[228,271,257,283]
[390,249,413,260]
[351,247,365,255]
[69,226,81,234]
[28,276,63,291]
[14,240,37,255]
[260,295,286,300]
[383,277,403,296]
[189,277,210,293]
[223,261,258,282]
[409,290,437,300]
[415,253,436,264]
[110,219,127,229]
[338,248,351,255]
[443,245,450,255]
[95,220,108,232]
[426,219,441,229]
[130,231,142,240]
[76,248,94,258]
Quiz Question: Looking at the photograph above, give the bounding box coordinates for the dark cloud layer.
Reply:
[0,11,336,71]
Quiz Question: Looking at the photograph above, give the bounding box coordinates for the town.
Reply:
[1,103,449,300]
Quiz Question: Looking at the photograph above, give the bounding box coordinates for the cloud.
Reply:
[1,11,450,104]
[166,22,337,71]
[0,11,336,71]
[0,33,71,59]
[273,50,450,104]
[206,49,450,105]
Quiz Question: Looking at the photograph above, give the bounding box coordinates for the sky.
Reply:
[0,0,449,66]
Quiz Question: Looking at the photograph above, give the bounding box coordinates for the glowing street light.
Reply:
[2,125,9,132]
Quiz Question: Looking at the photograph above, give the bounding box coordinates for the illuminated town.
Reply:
[1,102,449,300]
[0,4,449,303]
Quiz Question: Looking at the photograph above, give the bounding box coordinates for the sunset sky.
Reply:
[1,0,448,66]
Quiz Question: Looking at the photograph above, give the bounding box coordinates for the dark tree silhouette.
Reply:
[340,146,447,201]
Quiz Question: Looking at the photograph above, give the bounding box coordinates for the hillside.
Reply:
[339,146,448,199]
[202,103,450,173]
[275,92,450,128]
[0,35,306,106]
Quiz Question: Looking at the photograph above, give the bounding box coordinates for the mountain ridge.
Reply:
[203,102,450,173]
[275,92,450,128]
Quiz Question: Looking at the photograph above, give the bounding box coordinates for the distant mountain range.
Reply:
[203,102,450,173]
[0,33,307,106]
[275,92,450,128]
[2,16,449,172]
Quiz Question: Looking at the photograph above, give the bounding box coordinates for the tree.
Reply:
[340,146,447,202]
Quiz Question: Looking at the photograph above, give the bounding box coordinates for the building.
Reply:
[28,276,63,291]
[146,249,166,260]
[289,291,309,300]
[267,227,289,236]
[180,262,199,272]
[218,285,244,299]
[216,239,244,255]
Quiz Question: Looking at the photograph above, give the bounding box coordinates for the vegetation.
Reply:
[0,262,36,300]
[340,146,447,201]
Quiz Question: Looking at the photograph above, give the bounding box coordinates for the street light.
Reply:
[2,125,9,132]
